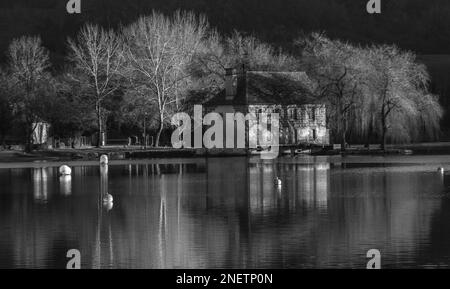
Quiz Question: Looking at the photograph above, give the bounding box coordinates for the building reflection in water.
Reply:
[297,163,330,208]
[33,167,50,203]
[249,161,330,214]
[3,159,450,268]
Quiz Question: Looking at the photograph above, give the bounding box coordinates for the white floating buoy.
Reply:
[438,167,445,174]
[103,193,113,203]
[274,177,282,187]
[100,154,109,165]
[58,165,72,176]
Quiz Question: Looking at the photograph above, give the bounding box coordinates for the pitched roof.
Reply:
[204,71,317,106]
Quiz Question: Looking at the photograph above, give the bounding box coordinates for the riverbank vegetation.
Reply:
[0,11,443,152]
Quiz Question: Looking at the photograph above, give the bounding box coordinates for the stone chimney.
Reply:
[225,68,237,101]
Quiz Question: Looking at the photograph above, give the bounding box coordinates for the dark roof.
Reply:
[203,73,248,106]
[203,71,317,107]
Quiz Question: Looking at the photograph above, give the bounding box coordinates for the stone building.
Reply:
[203,68,329,146]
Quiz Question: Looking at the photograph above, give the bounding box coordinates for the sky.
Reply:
[0,0,449,64]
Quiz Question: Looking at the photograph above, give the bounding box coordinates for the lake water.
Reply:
[1,155,450,269]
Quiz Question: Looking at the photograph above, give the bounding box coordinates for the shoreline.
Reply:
[1,142,450,163]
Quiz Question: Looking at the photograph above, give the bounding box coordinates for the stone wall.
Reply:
[201,103,330,148]
[248,104,329,145]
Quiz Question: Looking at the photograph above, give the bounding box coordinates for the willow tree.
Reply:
[123,11,208,146]
[67,24,124,147]
[6,36,52,152]
[299,33,364,151]
[363,45,442,149]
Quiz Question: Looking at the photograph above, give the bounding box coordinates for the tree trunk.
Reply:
[155,113,164,147]
[381,126,387,151]
[339,112,346,152]
[365,123,372,149]
[25,126,31,153]
[381,106,387,151]
[96,103,103,148]
[24,117,33,153]
[341,130,346,152]
[143,118,147,150]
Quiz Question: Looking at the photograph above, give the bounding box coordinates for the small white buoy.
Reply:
[438,167,445,174]
[274,177,282,187]
[103,193,113,203]
[100,154,109,165]
[58,165,72,176]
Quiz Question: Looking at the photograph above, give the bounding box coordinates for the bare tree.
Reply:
[123,11,208,146]
[189,30,298,112]
[67,24,124,147]
[188,30,228,99]
[121,85,159,148]
[7,36,51,152]
[225,31,296,71]
[0,68,14,147]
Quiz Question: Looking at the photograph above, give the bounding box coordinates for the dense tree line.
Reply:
[0,11,443,151]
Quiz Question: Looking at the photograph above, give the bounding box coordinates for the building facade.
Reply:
[203,68,329,147]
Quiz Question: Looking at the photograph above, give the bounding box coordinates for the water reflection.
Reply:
[100,165,113,211]
[33,168,50,203]
[93,164,115,268]
[59,176,72,196]
[0,157,450,268]
[249,162,330,215]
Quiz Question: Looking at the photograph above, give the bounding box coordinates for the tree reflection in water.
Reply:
[1,157,449,268]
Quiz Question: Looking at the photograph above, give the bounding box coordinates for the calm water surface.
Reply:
[1,156,450,269]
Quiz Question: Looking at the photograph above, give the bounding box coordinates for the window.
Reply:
[288,108,297,120]
[311,107,316,122]
[256,109,262,121]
